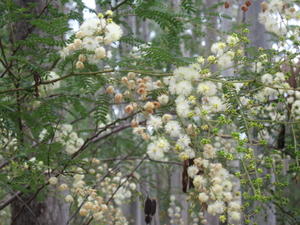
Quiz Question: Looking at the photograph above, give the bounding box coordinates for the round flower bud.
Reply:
[128,80,136,89]
[89,169,96,174]
[153,101,161,109]
[67,43,76,51]
[131,120,138,128]
[198,193,209,202]
[79,208,88,216]
[83,202,94,210]
[114,93,123,104]
[64,195,74,203]
[105,10,113,16]
[121,77,128,84]
[74,39,82,48]
[157,94,169,105]
[91,158,100,164]
[58,183,68,191]
[106,86,115,94]
[144,101,155,113]
[137,88,147,95]
[129,183,136,190]
[48,177,58,185]
[127,72,136,79]
[260,2,268,12]
[95,47,106,59]
[229,211,241,221]
[141,133,150,140]
[76,61,84,69]
[125,104,134,114]
[162,114,173,123]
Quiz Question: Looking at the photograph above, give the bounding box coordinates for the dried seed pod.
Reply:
[189,159,195,189]
[144,197,152,215]
[241,5,248,12]
[182,159,189,193]
[224,1,230,8]
[150,199,156,216]
[145,215,152,224]
[245,0,251,7]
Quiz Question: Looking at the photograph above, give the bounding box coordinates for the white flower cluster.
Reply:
[147,136,170,160]
[210,35,239,68]
[110,173,137,205]
[190,157,241,221]
[167,66,226,118]
[60,11,123,68]
[251,72,300,120]
[123,57,242,221]
[259,0,299,36]
[39,124,84,155]
[167,195,185,225]
[58,160,135,225]
[129,51,237,162]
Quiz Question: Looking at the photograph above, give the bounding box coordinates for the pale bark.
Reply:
[246,1,275,225]
[247,0,270,49]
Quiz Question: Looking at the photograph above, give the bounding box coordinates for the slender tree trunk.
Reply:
[10,1,69,224]
[246,1,275,225]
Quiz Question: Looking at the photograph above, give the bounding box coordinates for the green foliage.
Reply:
[0,0,299,225]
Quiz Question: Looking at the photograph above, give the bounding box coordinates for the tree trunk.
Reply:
[10,0,69,224]
[11,190,69,225]
[246,1,275,225]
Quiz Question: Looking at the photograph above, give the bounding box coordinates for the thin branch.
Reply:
[0,191,22,211]
[101,156,182,166]
[0,115,139,211]
[84,156,147,225]
[0,69,171,95]
[66,154,130,225]
[111,0,130,11]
